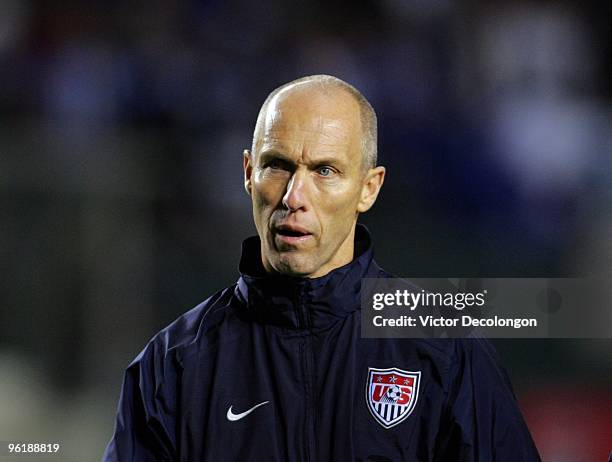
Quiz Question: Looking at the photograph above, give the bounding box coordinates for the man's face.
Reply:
[244,86,384,278]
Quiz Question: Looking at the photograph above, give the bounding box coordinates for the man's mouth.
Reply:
[274,225,313,245]
[277,229,308,237]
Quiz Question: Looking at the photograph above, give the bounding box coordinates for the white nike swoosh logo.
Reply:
[226,401,270,421]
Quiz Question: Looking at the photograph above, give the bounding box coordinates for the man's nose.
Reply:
[282,170,308,212]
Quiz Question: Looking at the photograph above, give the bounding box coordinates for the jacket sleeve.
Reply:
[435,338,541,461]
[102,337,178,462]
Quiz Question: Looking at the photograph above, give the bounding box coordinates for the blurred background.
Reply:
[0,0,610,460]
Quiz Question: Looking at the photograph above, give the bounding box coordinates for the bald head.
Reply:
[251,75,378,170]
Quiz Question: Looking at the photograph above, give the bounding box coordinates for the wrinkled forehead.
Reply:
[262,111,353,147]
[256,87,362,154]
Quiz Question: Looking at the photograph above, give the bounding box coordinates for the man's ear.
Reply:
[243,149,253,196]
[357,166,385,213]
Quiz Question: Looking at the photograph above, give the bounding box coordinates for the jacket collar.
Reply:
[234,224,382,329]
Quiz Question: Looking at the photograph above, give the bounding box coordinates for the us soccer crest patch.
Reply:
[365,367,421,429]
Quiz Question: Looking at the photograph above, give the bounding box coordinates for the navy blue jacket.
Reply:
[103,225,541,461]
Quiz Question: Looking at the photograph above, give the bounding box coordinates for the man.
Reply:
[103,75,541,461]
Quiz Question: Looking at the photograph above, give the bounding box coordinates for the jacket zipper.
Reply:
[296,283,316,462]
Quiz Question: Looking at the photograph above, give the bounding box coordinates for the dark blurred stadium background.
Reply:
[0,1,610,460]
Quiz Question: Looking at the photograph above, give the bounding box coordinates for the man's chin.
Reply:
[271,253,319,278]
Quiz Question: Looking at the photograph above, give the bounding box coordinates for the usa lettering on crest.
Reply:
[365,367,421,429]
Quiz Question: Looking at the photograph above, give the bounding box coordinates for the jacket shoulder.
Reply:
[131,285,237,369]
[102,288,237,461]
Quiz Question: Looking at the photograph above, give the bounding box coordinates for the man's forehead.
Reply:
[252,82,367,165]
[262,111,353,143]
[257,113,356,164]
[260,90,359,141]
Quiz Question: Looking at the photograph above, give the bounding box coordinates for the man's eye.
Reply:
[318,166,334,177]
[265,159,284,170]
